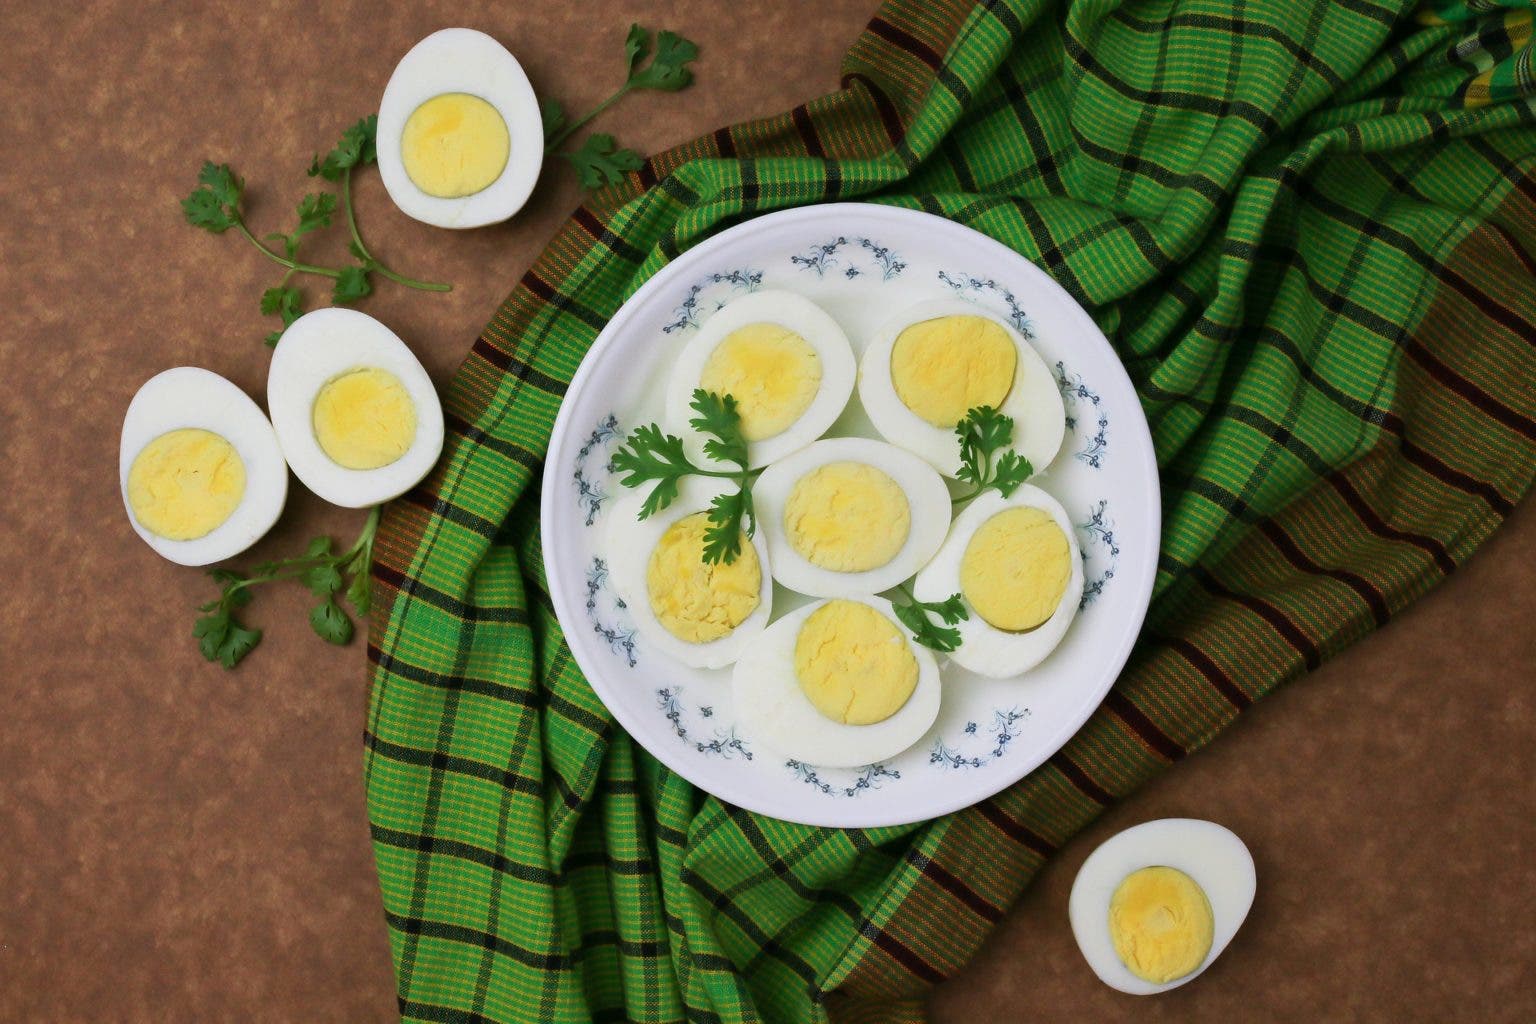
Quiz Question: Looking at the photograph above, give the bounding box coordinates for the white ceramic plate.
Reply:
[541,203,1158,828]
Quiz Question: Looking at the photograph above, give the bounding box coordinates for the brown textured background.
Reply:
[1,1,1532,1021]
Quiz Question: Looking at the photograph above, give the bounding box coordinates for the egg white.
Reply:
[912,485,1083,678]
[858,298,1066,478]
[119,367,288,567]
[605,477,774,669]
[376,28,544,229]
[267,308,445,508]
[732,596,941,768]
[663,290,856,469]
[1069,818,1256,995]
[753,437,951,599]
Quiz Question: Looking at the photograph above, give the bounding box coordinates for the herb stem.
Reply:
[544,85,631,153]
[341,171,451,293]
[236,220,342,279]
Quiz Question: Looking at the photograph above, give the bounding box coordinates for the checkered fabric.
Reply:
[363,2,1536,1021]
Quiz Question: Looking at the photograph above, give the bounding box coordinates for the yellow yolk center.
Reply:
[793,600,918,726]
[312,367,418,470]
[1109,867,1215,984]
[127,428,246,541]
[401,93,511,199]
[646,513,762,644]
[698,323,822,441]
[960,506,1071,631]
[783,462,910,572]
[890,315,1018,428]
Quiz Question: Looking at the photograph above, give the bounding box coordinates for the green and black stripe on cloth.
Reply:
[364,2,1536,1021]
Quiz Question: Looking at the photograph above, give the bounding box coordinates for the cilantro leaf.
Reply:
[627,29,699,92]
[310,115,379,181]
[193,607,263,668]
[562,133,643,189]
[309,599,354,645]
[688,389,748,468]
[279,192,337,256]
[540,97,567,139]
[702,487,753,565]
[954,406,1035,502]
[609,423,701,519]
[302,564,344,598]
[182,162,244,232]
[892,592,969,653]
[332,265,372,304]
[346,566,372,615]
[624,24,649,74]
[260,286,304,347]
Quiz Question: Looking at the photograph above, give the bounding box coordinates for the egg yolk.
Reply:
[793,600,917,726]
[783,462,910,572]
[960,507,1071,631]
[1109,866,1215,984]
[127,428,246,541]
[401,93,511,199]
[646,513,761,644]
[890,315,1017,428]
[698,323,822,442]
[312,367,418,470]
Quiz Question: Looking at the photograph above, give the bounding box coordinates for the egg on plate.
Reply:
[733,596,941,768]
[1069,818,1255,995]
[267,308,444,508]
[376,28,543,228]
[752,437,951,599]
[119,367,288,566]
[606,478,774,669]
[859,299,1065,477]
[913,484,1083,678]
[664,290,856,469]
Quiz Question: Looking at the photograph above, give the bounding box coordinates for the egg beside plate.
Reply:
[605,477,774,669]
[377,28,544,228]
[120,367,287,566]
[753,437,951,599]
[267,308,444,508]
[1070,819,1256,995]
[664,290,856,469]
[859,298,1066,478]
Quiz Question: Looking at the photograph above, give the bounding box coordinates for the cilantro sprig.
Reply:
[892,584,969,654]
[541,24,700,188]
[609,389,757,564]
[953,405,1034,505]
[183,115,449,347]
[192,507,379,668]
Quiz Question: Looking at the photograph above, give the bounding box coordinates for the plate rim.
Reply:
[540,201,1160,828]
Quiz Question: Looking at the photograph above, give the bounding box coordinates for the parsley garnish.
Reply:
[192,507,380,668]
[609,389,756,564]
[183,116,449,347]
[953,405,1034,505]
[891,584,969,654]
[541,25,699,188]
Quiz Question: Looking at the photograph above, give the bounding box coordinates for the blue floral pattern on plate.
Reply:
[791,236,907,280]
[1055,362,1109,469]
[1078,500,1120,608]
[586,556,637,667]
[929,708,1030,769]
[657,687,752,759]
[573,413,621,526]
[786,760,901,797]
[662,269,764,333]
[937,269,1035,337]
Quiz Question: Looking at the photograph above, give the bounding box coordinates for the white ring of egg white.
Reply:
[858,298,1066,478]
[731,595,942,768]
[604,478,774,669]
[664,290,856,469]
[913,484,1083,678]
[1068,818,1256,995]
[753,437,952,599]
[267,308,445,508]
[119,367,288,567]
[376,28,544,229]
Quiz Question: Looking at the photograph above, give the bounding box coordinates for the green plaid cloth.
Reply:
[364,2,1536,1021]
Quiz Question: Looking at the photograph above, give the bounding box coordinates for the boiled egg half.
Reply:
[753,437,951,599]
[733,596,941,767]
[605,478,774,668]
[377,28,543,228]
[664,291,856,469]
[859,299,1065,477]
[267,308,444,508]
[119,367,287,566]
[913,485,1083,678]
[1069,818,1256,994]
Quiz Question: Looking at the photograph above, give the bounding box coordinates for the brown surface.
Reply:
[0,2,1531,1021]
